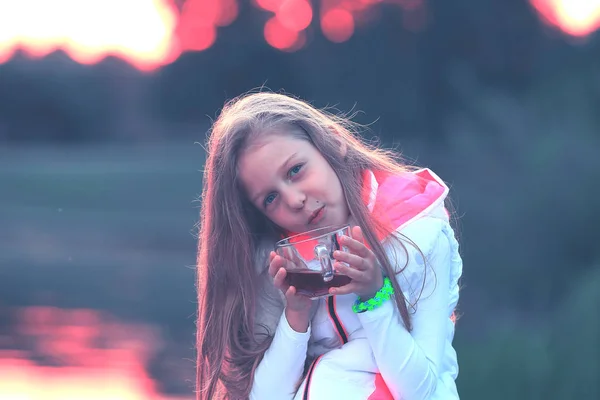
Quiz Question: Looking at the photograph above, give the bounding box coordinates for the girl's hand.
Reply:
[268,251,312,331]
[330,226,384,300]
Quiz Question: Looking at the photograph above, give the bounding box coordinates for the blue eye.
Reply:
[264,193,277,207]
[289,164,303,177]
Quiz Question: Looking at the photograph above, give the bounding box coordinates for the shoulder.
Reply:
[398,215,449,256]
[382,205,462,299]
[383,203,454,267]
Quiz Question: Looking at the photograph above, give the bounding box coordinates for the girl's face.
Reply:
[238,131,349,234]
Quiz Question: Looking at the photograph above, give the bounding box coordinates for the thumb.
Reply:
[351,225,365,243]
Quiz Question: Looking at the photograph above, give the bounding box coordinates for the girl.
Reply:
[196,92,462,400]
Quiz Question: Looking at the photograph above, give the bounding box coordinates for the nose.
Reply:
[282,187,305,210]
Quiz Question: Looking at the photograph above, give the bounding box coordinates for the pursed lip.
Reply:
[308,205,325,225]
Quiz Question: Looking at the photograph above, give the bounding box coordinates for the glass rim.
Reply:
[275,225,350,247]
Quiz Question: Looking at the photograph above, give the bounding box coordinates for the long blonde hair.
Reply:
[197,92,422,399]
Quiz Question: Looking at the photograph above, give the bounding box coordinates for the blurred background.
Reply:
[0,0,599,399]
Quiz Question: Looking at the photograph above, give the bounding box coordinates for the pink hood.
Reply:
[362,168,449,240]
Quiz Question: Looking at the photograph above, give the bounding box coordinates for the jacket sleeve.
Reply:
[357,217,461,400]
[250,311,311,399]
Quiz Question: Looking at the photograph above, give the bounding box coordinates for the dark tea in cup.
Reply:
[275,225,351,299]
[285,270,352,298]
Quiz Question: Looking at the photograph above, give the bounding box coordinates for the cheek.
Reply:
[269,208,288,225]
[330,173,344,198]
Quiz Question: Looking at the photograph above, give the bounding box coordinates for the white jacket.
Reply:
[250,170,462,400]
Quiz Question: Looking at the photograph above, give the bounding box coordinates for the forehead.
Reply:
[244,131,305,154]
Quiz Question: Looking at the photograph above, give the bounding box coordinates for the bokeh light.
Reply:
[321,8,355,43]
[530,0,600,38]
[0,0,179,70]
[1,0,599,71]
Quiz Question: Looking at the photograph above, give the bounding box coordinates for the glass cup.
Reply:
[275,225,351,299]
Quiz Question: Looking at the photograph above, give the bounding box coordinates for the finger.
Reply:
[334,261,367,281]
[273,267,289,291]
[286,286,313,301]
[340,234,371,258]
[329,281,358,296]
[285,285,297,298]
[269,255,285,277]
[351,226,365,243]
[268,251,278,270]
[332,251,368,271]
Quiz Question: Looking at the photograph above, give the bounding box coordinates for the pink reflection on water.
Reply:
[0,306,192,400]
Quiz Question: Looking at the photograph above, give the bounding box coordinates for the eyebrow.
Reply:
[251,152,298,204]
